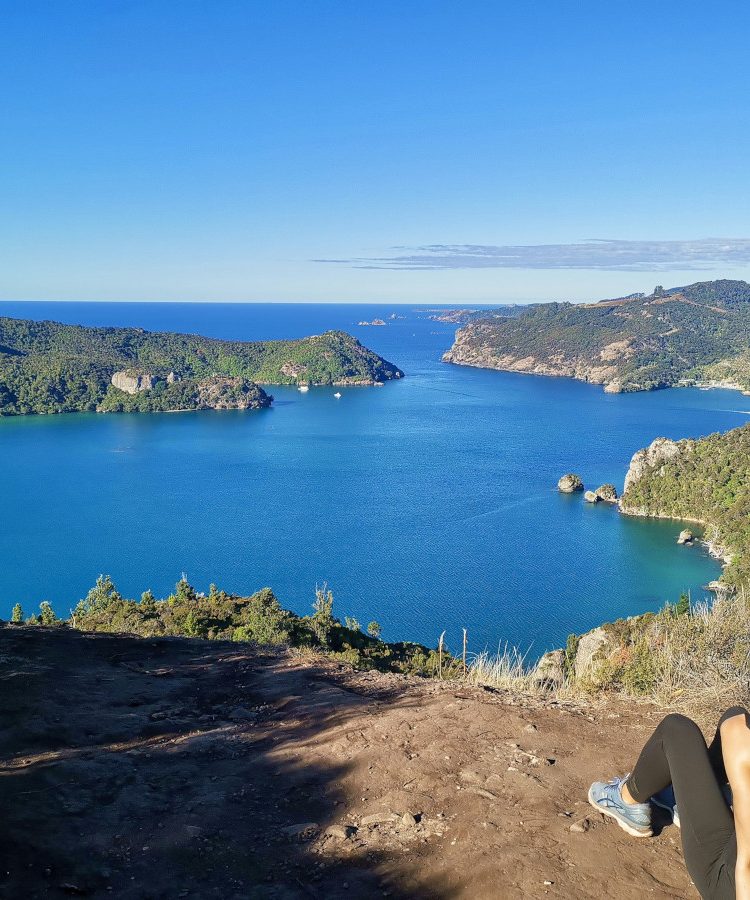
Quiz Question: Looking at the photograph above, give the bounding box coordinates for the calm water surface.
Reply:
[1,301,747,655]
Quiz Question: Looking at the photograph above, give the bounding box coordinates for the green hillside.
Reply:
[443,279,750,393]
[620,423,750,588]
[0,318,403,415]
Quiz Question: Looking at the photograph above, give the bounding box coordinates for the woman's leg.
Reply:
[626,713,735,898]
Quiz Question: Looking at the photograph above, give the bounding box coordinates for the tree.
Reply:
[674,593,691,616]
[76,575,122,616]
[311,584,335,646]
[140,589,157,614]
[367,621,381,639]
[344,616,361,632]
[11,603,23,623]
[39,601,58,626]
[172,575,197,604]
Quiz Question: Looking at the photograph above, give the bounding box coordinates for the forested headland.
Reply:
[0,317,403,415]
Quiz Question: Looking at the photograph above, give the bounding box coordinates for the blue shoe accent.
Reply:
[588,775,653,837]
[651,785,680,828]
[652,782,733,830]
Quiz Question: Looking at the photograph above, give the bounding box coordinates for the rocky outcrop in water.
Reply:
[583,490,599,503]
[677,529,694,545]
[558,473,584,493]
[594,484,618,502]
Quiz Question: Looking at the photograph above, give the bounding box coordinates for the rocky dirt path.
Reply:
[1,627,695,899]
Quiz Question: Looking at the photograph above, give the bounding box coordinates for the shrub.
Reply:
[39,601,59,626]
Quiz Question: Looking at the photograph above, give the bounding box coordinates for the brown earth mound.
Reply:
[1,627,696,898]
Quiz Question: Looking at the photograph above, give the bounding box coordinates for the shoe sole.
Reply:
[588,786,653,838]
[651,796,680,829]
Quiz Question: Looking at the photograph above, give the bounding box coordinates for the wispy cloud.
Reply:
[315,238,750,272]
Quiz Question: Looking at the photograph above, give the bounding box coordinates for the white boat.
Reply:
[298,384,309,393]
[334,392,342,399]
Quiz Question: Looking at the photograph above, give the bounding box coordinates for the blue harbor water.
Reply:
[1,301,747,656]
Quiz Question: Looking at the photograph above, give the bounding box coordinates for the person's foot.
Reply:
[588,775,653,837]
[651,785,680,828]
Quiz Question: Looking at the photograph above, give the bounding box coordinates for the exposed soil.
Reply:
[1,627,696,899]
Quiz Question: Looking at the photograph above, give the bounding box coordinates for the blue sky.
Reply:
[1,0,749,303]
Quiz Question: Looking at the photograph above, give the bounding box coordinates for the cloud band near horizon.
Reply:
[315,238,750,272]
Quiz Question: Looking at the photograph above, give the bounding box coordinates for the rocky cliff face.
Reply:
[621,437,685,499]
[105,372,272,412]
[442,324,621,388]
[195,376,272,410]
[111,370,158,394]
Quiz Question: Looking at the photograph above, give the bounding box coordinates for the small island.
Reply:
[357,318,387,326]
[558,473,584,493]
[0,318,404,416]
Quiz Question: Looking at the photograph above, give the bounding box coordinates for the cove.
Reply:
[0,301,745,655]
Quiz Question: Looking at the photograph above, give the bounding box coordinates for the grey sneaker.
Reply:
[652,785,679,828]
[588,775,653,837]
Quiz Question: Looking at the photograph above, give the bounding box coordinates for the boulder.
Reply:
[573,627,612,679]
[111,370,158,395]
[558,473,583,493]
[677,529,694,545]
[595,483,618,502]
[534,649,565,687]
[583,490,599,503]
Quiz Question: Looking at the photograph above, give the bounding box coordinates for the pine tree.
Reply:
[11,603,23,623]
[39,601,58,626]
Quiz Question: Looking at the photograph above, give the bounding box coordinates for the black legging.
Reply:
[625,708,748,900]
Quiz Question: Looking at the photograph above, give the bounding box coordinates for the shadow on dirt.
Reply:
[0,626,454,899]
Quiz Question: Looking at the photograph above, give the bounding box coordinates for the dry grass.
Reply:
[461,591,750,723]
[465,644,575,701]
[649,591,750,723]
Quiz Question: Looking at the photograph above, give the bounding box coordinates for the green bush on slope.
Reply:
[71,575,446,677]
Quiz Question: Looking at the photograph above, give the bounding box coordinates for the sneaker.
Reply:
[651,785,680,828]
[588,775,653,837]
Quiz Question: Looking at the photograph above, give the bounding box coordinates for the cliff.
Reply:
[443,279,750,393]
[0,319,404,416]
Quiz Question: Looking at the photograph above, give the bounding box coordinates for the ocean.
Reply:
[0,301,745,656]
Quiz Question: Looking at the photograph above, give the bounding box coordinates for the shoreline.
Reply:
[444,354,750,398]
[618,506,732,586]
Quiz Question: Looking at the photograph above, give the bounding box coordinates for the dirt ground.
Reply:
[1,627,697,899]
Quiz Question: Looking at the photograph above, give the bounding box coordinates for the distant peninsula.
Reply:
[443,279,750,393]
[0,318,403,416]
